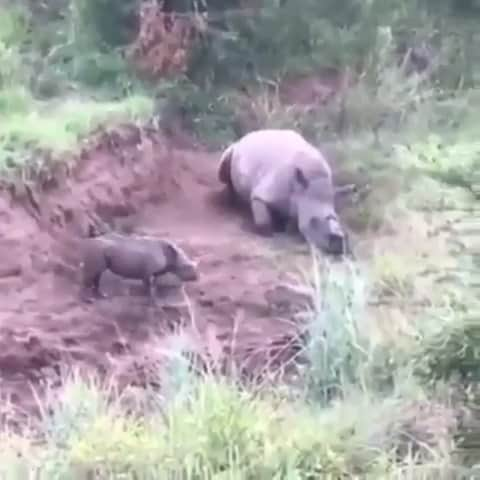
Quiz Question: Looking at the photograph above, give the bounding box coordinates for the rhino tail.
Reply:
[218,144,235,184]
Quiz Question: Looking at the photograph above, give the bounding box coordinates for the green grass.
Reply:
[0,93,154,173]
[0,3,153,176]
[0,0,479,478]
[0,367,463,478]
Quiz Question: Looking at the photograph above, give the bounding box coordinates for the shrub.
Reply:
[413,312,480,384]
[285,251,410,404]
[4,369,455,478]
[69,0,139,49]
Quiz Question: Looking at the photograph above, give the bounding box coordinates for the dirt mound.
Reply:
[0,124,312,418]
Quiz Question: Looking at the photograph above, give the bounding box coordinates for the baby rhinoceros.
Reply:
[81,232,199,300]
[218,128,350,255]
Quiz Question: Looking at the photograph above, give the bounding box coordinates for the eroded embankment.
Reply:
[0,124,311,418]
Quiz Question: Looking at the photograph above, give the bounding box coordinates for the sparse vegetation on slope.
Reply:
[0,0,479,478]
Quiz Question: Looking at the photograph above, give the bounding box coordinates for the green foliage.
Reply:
[157,78,238,147]
[428,0,480,15]
[185,0,434,87]
[35,29,141,97]
[0,2,153,174]
[0,94,154,174]
[419,320,480,384]
[0,0,478,477]
[287,253,404,404]
[69,0,139,49]
[0,7,29,88]
[0,368,461,479]
[0,5,29,46]
[148,0,480,142]
[0,1,144,98]
[413,308,480,384]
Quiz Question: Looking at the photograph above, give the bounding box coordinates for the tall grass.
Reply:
[0,253,470,478]
[0,0,478,478]
[288,253,387,402]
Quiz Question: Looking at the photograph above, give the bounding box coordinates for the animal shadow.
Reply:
[205,188,295,237]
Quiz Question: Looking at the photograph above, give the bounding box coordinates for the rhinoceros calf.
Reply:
[217,128,351,255]
[81,232,199,300]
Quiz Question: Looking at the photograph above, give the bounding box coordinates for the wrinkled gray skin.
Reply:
[218,129,352,255]
[81,233,199,300]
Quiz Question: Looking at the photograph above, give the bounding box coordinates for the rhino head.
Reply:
[291,168,347,255]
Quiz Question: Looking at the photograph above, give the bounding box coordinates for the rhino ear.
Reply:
[294,167,309,189]
[163,242,178,265]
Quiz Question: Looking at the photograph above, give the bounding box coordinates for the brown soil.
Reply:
[0,124,315,419]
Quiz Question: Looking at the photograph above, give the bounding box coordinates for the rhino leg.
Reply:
[80,271,107,302]
[285,216,298,234]
[142,276,154,296]
[250,198,274,235]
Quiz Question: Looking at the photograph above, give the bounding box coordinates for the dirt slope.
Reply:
[0,125,312,417]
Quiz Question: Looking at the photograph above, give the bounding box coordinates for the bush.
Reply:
[413,313,480,384]
[156,78,238,146]
[284,251,413,404]
[0,7,30,87]
[69,0,139,49]
[0,368,457,478]
[0,0,478,476]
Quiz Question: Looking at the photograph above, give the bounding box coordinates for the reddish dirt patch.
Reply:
[0,125,312,418]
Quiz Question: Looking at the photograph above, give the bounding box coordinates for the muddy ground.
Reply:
[0,124,331,418]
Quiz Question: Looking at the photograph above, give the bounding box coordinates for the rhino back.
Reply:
[105,241,165,279]
[229,129,332,200]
